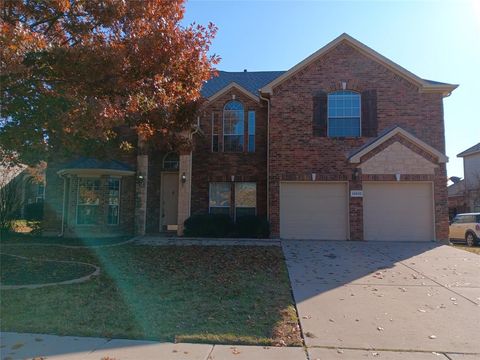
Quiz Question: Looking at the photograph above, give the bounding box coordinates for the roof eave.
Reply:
[349,126,448,164]
[203,82,260,104]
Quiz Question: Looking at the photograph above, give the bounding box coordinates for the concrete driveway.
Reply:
[282,241,480,358]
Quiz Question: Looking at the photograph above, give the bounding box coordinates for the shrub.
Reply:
[184,214,233,237]
[234,215,270,238]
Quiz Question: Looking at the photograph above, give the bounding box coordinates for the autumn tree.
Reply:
[0,0,219,166]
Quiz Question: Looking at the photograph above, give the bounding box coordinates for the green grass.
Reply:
[0,243,301,346]
[0,254,95,286]
[0,232,131,246]
[451,244,480,255]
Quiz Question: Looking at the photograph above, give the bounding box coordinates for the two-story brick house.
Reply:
[43,33,457,241]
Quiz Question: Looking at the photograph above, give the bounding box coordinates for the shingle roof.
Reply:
[422,79,454,86]
[457,142,480,157]
[61,157,134,172]
[201,71,285,98]
[200,72,453,100]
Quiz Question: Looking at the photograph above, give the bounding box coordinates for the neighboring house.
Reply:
[457,143,480,212]
[447,177,466,219]
[42,33,457,241]
[0,163,46,218]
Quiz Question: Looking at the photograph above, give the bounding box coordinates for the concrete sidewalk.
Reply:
[2,332,475,360]
[0,332,306,360]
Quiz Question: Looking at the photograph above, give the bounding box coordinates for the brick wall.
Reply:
[268,42,448,240]
[191,89,268,218]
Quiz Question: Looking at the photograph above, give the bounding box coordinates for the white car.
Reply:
[449,213,480,247]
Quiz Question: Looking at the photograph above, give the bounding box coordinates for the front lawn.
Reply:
[451,244,480,255]
[0,243,301,346]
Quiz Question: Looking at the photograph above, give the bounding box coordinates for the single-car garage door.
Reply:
[280,182,348,240]
[363,182,434,241]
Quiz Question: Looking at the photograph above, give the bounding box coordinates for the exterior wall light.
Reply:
[181,172,187,184]
[136,174,145,185]
[352,168,360,181]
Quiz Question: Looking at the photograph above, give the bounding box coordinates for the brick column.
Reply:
[349,170,364,241]
[177,152,192,236]
[135,154,148,235]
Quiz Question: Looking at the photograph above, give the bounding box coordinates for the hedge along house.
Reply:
[43,33,457,240]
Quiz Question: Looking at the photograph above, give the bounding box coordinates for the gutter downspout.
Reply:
[59,174,67,237]
[259,93,271,222]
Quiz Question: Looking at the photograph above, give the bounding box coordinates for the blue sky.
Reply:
[183,0,480,178]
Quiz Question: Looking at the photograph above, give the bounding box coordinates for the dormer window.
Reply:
[327,90,361,137]
[223,100,244,152]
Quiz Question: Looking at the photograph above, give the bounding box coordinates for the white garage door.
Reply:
[363,182,434,241]
[280,182,348,240]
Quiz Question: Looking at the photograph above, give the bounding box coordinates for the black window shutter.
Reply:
[313,91,327,136]
[361,90,378,137]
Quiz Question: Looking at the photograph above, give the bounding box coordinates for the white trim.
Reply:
[206,82,260,103]
[349,127,448,164]
[260,33,458,96]
[57,168,134,176]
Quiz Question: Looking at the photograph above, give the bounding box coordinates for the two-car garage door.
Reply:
[279,181,434,241]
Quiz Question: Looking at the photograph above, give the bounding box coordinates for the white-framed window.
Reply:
[163,152,179,170]
[248,111,255,153]
[107,177,121,225]
[223,100,244,152]
[209,182,231,215]
[77,178,101,225]
[235,182,256,218]
[327,90,361,137]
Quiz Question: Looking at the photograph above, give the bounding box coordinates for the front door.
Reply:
[160,172,179,231]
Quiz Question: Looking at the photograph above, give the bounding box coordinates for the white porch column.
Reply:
[177,152,192,236]
[135,154,148,236]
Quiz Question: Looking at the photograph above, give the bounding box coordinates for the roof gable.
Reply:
[349,126,448,164]
[260,33,457,96]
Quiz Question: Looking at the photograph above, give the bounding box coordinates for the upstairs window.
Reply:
[223,101,244,152]
[327,90,361,137]
[248,111,255,153]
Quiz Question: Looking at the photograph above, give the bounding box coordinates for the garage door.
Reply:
[280,182,348,240]
[363,182,434,241]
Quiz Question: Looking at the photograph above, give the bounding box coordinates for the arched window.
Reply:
[327,90,361,137]
[223,100,244,152]
[163,152,179,170]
